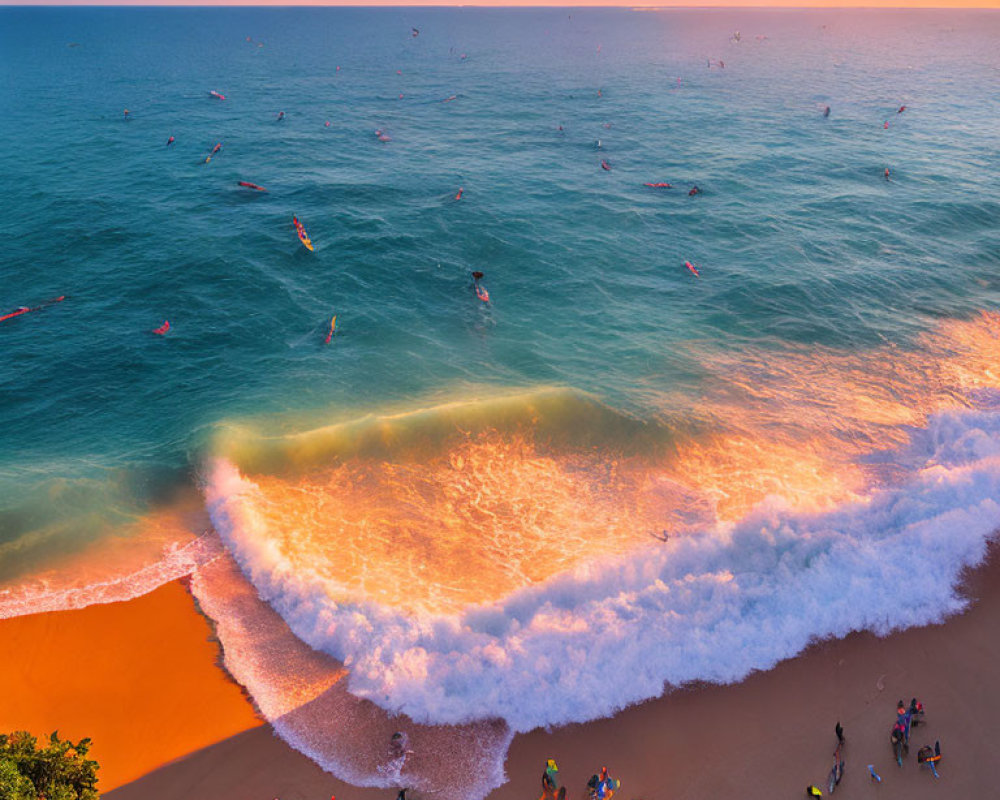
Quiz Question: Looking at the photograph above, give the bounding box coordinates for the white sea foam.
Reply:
[189,554,513,800]
[204,408,1000,733]
[0,533,222,619]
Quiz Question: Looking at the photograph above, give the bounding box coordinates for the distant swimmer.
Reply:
[897,105,907,113]
[412,27,419,37]
[442,94,458,103]
[276,111,285,121]
[601,159,611,171]
[325,121,331,127]
[455,187,463,200]
[397,70,402,75]
[205,142,222,163]
[324,315,337,344]
[884,121,889,129]
[209,90,226,100]
[823,106,831,117]
[166,136,175,146]
[688,185,701,196]
[884,167,890,180]
[237,181,267,191]
[123,108,130,121]
[644,182,671,188]
[336,65,341,71]
[374,129,392,142]
[152,320,170,335]
[685,261,700,278]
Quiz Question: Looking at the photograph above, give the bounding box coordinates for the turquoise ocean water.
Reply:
[2,7,1000,796]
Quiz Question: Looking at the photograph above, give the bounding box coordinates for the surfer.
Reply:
[472,271,490,303]
[293,216,314,251]
[0,296,65,324]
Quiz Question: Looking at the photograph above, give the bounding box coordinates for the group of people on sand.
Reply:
[805,696,940,796]
[538,760,620,800]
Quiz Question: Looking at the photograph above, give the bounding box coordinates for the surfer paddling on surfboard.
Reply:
[0,296,66,324]
[293,216,314,251]
[472,270,490,303]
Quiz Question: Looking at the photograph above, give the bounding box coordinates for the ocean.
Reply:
[2,5,1000,797]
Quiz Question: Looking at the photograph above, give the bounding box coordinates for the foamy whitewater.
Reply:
[2,6,1000,798]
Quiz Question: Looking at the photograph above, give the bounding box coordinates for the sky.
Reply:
[4,1,999,7]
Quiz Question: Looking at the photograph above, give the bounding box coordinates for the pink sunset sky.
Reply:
[7,0,1000,7]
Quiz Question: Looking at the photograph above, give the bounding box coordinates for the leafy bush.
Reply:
[0,731,98,800]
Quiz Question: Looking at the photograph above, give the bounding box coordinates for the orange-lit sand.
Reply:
[106,543,1000,800]
[0,581,262,792]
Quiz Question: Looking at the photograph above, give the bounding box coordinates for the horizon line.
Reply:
[4,2,998,7]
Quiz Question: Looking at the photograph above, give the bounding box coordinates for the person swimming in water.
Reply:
[688,185,701,196]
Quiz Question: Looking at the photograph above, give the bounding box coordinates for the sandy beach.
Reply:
[0,579,261,792]
[2,541,992,800]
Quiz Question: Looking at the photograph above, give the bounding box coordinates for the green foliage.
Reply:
[0,731,99,800]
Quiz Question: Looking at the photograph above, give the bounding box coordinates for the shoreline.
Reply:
[5,541,997,799]
[115,539,1000,800]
